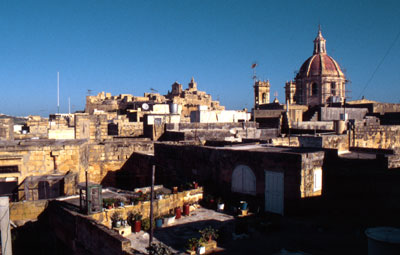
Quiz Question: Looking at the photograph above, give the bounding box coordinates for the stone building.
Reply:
[286,28,346,106]
[165,77,225,118]
[154,142,324,215]
[253,80,270,109]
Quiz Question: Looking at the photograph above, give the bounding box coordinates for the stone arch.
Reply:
[262,93,267,104]
[231,165,256,195]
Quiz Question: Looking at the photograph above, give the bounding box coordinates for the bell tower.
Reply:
[254,80,270,109]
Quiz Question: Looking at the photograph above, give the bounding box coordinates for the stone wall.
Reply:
[46,200,133,255]
[351,117,400,149]
[91,188,203,228]
[48,128,75,139]
[75,113,109,141]
[26,116,49,138]
[0,118,14,140]
[154,143,324,208]
[0,139,154,199]
[86,140,154,185]
[0,140,86,189]
[320,107,367,121]
[10,199,48,222]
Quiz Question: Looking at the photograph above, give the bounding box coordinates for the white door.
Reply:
[265,171,284,215]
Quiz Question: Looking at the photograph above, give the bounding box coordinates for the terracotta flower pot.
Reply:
[175,207,182,219]
[183,204,190,216]
[134,220,141,232]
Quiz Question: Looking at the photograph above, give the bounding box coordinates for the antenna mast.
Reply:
[57,72,60,114]
[68,97,71,114]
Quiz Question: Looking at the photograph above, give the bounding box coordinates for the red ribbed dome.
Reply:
[297,54,344,78]
[296,28,344,79]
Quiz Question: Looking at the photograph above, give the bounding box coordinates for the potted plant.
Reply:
[217,197,224,211]
[197,237,206,254]
[128,211,142,232]
[199,226,218,243]
[186,237,199,253]
[240,201,248,210]
[156,191,164,200]
[155,216,163,228]
[103,198,114,209]
[146,242,173,255]
[164,211,176,226]
[110,211,123,228]
[183,203,190,216]
[141,218,155,232]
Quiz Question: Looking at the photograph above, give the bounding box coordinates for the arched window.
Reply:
[231,165,256,195]
[262,93,267,104]
[311,83,318,96]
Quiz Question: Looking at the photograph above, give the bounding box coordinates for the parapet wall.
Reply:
[91,187,203,228]
[46,201,133,255]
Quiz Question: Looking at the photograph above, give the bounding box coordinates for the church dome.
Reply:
[296,29,344,79]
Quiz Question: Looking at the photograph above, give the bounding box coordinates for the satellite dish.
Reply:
[142,103,149,111]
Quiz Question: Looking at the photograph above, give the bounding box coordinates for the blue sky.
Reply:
[0,0,399,116]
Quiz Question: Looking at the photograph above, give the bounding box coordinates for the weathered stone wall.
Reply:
[48,128,75,139]
[75,113,109,141]
[0,118,14,140]
[0,138,153,200]
[270,137,300,147]
[0,140,86,189]
[291,121,334,131]
[320,107,367,121]
[86,140,154,185]
[46,201,133,255]
[10,199,48,222]
[300,152,324,198]
[351,117,400,149]
[91,188,203,228]
[154,143,324,203]
[26,116,49,138]
[115,117,143,137]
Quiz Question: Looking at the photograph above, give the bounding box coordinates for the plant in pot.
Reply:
[164,211,176,225]
[146,242,173,255]
[110,211,123,228]
[186,237,199,252]
[141,218,155,232]
[196,237,206,254]
[199,226,219,243]
[216,197,224,211]
[128,211,143,232]
[155,191,164,200]
[155,216,163,228]
[103,198,114,209]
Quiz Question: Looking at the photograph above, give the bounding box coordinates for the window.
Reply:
[313,168,322,192]
[311,83,318,96]
[0,166,19,174]
[331,82,336,96]
[262,93,267,104]
[154,118,162,126]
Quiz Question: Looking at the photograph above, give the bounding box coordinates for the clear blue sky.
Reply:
[0,0,399,116]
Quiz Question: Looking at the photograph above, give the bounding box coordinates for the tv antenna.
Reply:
[87,89,92,96]
[150,88,158,93]
[251,61,258,82]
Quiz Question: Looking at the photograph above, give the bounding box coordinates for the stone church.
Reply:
[285,28,347,106]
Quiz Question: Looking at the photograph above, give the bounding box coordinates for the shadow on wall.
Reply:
[100,152,154,190]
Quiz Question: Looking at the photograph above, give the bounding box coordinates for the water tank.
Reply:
[169,103,178,114]
[365,227,400,255]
